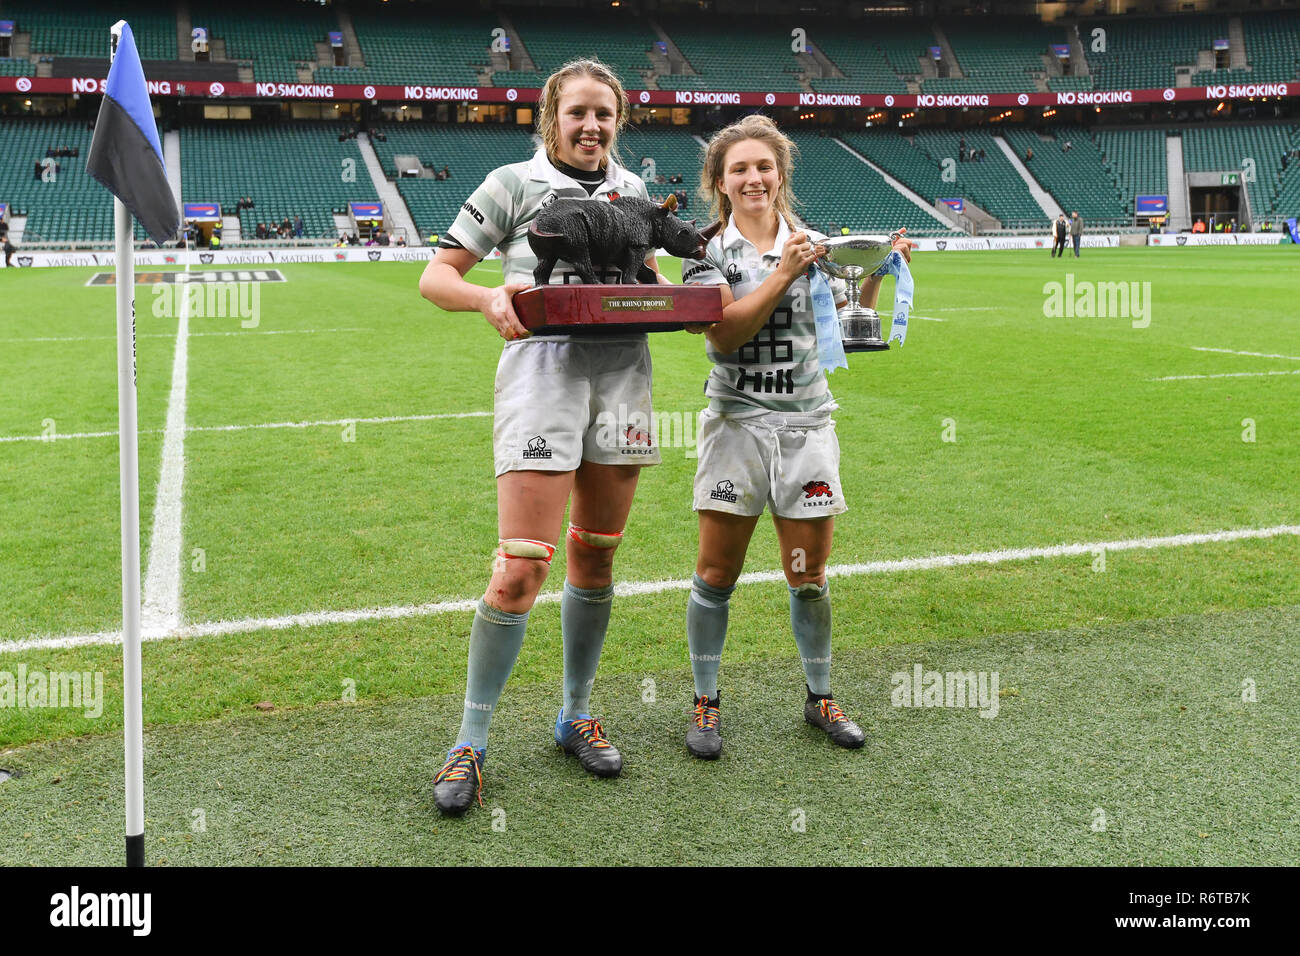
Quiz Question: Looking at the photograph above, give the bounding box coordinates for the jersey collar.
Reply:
[721,212,792,259]
[528,148,625,194]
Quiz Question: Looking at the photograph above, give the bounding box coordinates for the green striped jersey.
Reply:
[683,215,846,415]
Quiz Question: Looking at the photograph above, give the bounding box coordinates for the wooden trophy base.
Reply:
[512,284,723,335]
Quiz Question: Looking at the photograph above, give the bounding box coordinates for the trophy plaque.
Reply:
[513,284,723,335]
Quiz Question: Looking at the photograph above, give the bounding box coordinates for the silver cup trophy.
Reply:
[813,234,896,352]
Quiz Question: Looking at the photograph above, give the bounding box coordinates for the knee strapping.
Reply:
[567,524,623,550]
[791,581,828,601]
[497,538,557,563]
[690,573,735,609]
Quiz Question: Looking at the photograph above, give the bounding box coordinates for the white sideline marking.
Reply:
[1,327,374,343]
[7,522,1298,654]
[1192,346,1300,362]
[139,286,191,635]
[0,411,491,443]
[1152,370,1300,381]
[911,316,947,322]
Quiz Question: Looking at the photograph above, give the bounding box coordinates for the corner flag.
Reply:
[87,20,179,869]
[86,21,178,245]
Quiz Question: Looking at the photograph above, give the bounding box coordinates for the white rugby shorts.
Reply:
[692,407,846,519]
[493,337,661,476]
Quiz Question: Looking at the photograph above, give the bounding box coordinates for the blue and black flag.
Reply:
[86,22,178,245]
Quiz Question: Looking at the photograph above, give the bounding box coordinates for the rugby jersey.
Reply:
[683,215,846,415]
[442,148,650,288]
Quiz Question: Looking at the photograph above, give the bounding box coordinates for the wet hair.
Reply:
[536,59,628,170]
[698,114,799,226]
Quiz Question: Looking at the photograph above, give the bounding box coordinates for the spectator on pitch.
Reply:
[1070,211,1083,257]
[1051,213,1068,257]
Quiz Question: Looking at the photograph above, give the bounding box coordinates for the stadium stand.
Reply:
[927,19,1066,94]
[1047,75,1094,92]
[490,11,658,92]
[371,124,536,241]
[0,118,158,242]
[655,19,803,92]
[618,125,703,195]
[786,132,958,236]
[4,1,176,60]
[1240,11,1300,84]
[909,128,1043,225]
[1002,126,1126,221]
[1092,128,1168,217]
[1181,123,1300,221]
[808,19,933,94]
[190,0,339,85]
[839,129,950,210]
[0,58,36,76]
[314,5,495,88]
[179,123,365,239]
[1083,15,1231,91]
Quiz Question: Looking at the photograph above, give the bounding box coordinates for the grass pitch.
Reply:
[1,247,1297,864]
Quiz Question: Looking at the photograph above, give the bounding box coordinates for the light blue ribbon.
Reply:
[808,267,847,374]
[873,250,915,346]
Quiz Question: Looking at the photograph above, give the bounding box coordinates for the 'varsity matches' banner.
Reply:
[1,75,1295,108]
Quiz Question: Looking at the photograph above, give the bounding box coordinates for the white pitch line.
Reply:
[1,327,374,344]
[7,522,1297,655]
[1192,346,1300,362]
[911,316,947,322]
[139,283,191,636]
[0,411,491,444]
[1152,370,1300,382]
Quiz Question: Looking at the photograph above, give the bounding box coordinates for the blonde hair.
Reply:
[536,59,629,170]
[698,114,799,226]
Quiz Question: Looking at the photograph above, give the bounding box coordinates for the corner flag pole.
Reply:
[88,16,180,867]
[106,19,146,870]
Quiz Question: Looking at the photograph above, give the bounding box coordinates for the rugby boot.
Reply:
[804,688,866,749]
[555,710,623,778]
[685,693,722,760]
[433,743,485,815]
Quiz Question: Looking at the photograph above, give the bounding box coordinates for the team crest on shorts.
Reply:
[802,480,834,507]
[620,424,654,456]
[710,479,738,503]
[523,435,553,459]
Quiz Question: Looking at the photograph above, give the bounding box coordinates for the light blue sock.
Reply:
[561,581,614,720]
[455,599,529,750]
[687,574,734,699]
[790,581,832,696]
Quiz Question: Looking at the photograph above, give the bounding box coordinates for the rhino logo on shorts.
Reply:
[523,435,553,460]
[802,480,833,498]
[624,425,653,447]
[710,479,738,503]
